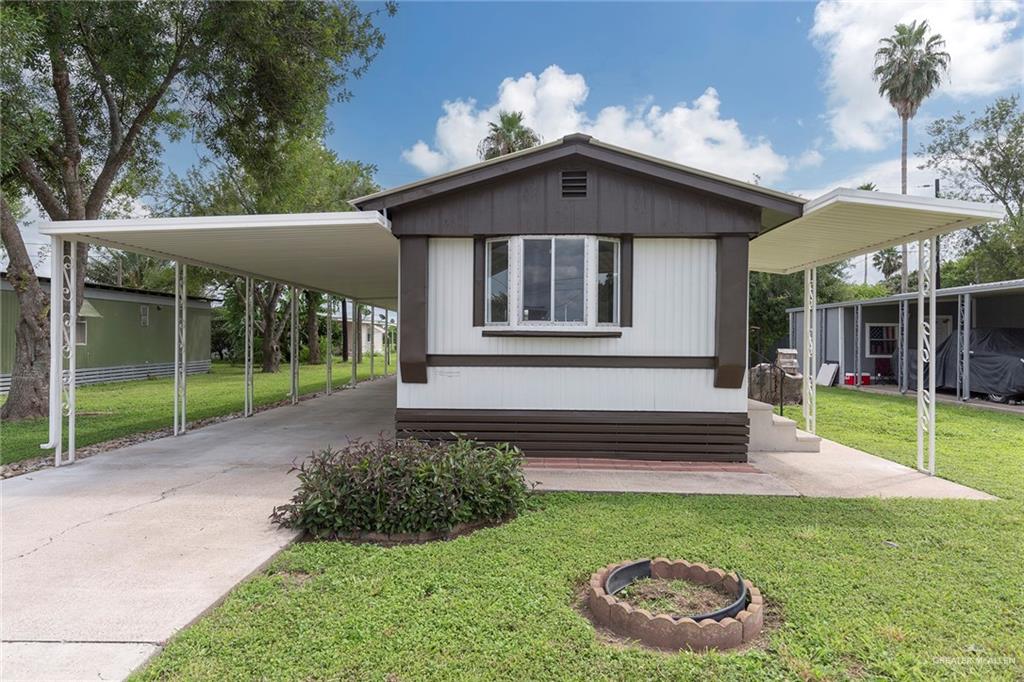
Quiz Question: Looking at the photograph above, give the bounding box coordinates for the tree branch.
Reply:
[78,22,124,153]
[16,158,69,221]
[0,198,45,337]
[85,27,194,219]
[49,46,85,219]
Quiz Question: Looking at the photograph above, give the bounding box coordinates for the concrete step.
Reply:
[748,399,821,453]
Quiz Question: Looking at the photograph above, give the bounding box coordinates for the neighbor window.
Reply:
[76,318,87,346]
[483,235,619,328]
[865,323,897,358]
[139,304,150,327]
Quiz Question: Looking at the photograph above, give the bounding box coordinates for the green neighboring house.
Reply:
[1,276,212,393]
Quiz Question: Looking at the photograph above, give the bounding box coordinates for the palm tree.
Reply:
[873,20,950,291]
[477,111,541,160]
[872,247,903,283]
[857,183,878,283]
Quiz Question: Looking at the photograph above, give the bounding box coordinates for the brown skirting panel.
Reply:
[395,408,749,462]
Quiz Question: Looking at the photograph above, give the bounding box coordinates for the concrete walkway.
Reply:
[526,436,995,500]
[1,377,396,681]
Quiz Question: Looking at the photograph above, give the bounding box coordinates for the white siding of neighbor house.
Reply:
[397,236,747,413]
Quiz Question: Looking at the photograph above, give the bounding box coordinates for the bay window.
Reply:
[484,235,620,328]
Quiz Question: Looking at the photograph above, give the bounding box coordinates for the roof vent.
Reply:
[561,170,587,198]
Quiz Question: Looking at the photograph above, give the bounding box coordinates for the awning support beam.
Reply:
[351,299,359,387]
[42,237,78,465]
[369,305,376,379]
[326,295,333,395]
[802,267,817,434]
[898,299,909,393]
[916,238,937,475]
[244,276,254,417]
[853,304,862,387]
[173,262,187,435]
[958,293,971,401]
[290,286,299,405]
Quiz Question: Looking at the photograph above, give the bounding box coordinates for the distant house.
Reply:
[787,278,1024,396]
[1,276,211,392]
[326,313,388,357]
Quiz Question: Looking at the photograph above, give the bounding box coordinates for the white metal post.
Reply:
[898,299,909,393]
[351,299,359,387]
[173,262,187,434]
[802,267,817,434]
[853,304,862,387]
[916,238,937,475]
[244,276,254,417]
[64,239,78,463]
[384,310,390,371]
[960,293,971,401]
[369,305,376,379]
[290,286,299,405]
[326,295,333,395]
[42,237,64,462]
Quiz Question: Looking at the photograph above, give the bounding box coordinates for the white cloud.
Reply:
[811,0,1023,151]
[402,65,792,185]
[789,155,936,198]
[794,149,825,169]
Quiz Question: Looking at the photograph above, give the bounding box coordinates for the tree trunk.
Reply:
[305,291,321,364]
[0,201,50,420]
[258,284,285,373]
[340,299,349,362]
[900,115,909,294]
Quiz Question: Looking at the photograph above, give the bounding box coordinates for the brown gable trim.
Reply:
[399,237,429,383]
[620,237,633,327]
[354,136,803,221]
[473,237,485,327]
[427,355,715,369]
[714,235,749,389]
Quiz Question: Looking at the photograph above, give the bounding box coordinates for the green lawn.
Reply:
[135,388,1024,681]
[1,356,393,466]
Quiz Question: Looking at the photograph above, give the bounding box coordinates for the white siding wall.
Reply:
[397,236,746,412]
[426,237,716,355]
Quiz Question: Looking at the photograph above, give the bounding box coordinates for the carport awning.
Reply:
[749,188,1005,274]
[40,212,398,308]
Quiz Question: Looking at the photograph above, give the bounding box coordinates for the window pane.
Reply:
[597,240,618,324]
[553,238,585,322]
[486,240,508,323]
[522,239,551,321]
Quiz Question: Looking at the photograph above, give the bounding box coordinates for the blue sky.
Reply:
[162,0,1022,200]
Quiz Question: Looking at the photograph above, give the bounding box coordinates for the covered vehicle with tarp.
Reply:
[911,328,1024,401]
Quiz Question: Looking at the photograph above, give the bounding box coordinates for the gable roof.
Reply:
[352,133,806,230]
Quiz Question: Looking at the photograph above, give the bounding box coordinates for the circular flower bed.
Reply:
[586,558,764,651]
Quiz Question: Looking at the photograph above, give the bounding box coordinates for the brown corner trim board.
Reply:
[427,355,715,369]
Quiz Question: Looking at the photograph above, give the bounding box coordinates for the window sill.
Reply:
[481,329,622,338]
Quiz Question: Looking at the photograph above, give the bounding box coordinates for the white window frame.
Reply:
[484,235,619,330]
[76,317,88,346]
[865,322,897,358]
[596,237,620,326]
[484,237,510,326]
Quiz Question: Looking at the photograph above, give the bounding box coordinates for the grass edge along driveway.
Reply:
[135,388,1024,681]
[1,357,393,466]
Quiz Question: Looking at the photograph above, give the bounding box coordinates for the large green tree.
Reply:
[920,95,1023,285]
[161,137,379,372]
[873,19,950,293]
[0,1,393,419]
[477,111,541,160]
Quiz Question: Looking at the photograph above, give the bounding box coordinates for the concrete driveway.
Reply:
[1,377,396,681]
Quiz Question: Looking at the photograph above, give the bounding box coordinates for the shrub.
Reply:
[271,436,529,539]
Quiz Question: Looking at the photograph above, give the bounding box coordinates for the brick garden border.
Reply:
[586,558,764,651]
